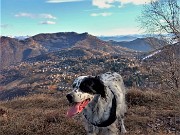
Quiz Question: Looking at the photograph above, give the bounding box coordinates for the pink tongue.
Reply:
[67,100,89,117]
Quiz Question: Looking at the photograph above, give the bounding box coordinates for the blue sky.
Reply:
[1,0,155,36]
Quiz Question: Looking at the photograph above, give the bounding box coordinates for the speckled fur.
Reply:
[67,72,127,135]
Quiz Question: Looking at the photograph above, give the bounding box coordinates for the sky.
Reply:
[1,0,156,36]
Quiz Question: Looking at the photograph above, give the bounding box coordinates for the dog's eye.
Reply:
[72,83,76,88]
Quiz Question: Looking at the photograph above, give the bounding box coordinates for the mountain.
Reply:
[108,37,167,52]
[0,48,140,100]
[29,32,132,53]
[141,43,180,61]
[1,32,177,101]
[0,32,136,70]
[29,32,89,51]
[99,35,140,42]
[25,34,138,63]
[0,36,46,70]
[13,36,30,40]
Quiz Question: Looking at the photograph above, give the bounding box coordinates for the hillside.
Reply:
[141,43,180,61]
[0,36,46,70]
[139,43,180,90]
[1,38,178,100]
[108,37,167,52]
[30,32,89,51]
[0,32,136,70]
[0,52,140,100]
[0,88,179,135]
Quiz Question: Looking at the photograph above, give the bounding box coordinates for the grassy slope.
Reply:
[0,89,179,135]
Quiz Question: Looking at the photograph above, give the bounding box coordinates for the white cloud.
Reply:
[40,21,56,25]
[39,14,57,19]
[91,12,112,17]
[15,13,35,18]
[92,0,115,8]
[120,0,157,5]
[46,0,83,3]
[15,13,56,19]
[92,0,158,8]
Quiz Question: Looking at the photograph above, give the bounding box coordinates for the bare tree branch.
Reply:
[139,0,180,91]
[138,0,180,42]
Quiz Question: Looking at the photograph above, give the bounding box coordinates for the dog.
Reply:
[66,72,127,135]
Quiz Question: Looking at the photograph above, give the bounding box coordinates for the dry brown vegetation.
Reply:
[126,88,180,135]
[0,88,179,135]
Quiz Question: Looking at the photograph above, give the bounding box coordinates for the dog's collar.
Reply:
[85,90,117,127]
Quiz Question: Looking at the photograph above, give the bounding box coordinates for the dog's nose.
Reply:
[66,94,73,103]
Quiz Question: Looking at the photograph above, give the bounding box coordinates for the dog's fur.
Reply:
[66,72,127,135]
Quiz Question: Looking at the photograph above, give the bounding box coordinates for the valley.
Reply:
[0,32,179,135]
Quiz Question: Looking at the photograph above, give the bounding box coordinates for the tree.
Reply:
[146,44,180,90]
[138,0,180,43]
[138,0,180,91]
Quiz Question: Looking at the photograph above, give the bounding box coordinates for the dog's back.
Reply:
[100,72,127,116]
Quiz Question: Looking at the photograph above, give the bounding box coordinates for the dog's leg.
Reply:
[87,133,96,135]
[83,119,97,135]
[120,118,127,134]
[85,126,97,135]
[108,124,119,135]
[117,116,127,134]
[100,123,118,135]
[86,126,97,135]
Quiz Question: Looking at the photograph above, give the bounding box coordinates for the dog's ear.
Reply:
[93,77,106,98]
[79,77,106,98]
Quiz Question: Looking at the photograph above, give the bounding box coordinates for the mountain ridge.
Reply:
[108,37,168,52]
[0,32,137,70]
[1,32,167,71]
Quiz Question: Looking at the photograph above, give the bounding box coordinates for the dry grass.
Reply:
[126,88,180,135]
[0,89,179,135]
[0,93,86,135]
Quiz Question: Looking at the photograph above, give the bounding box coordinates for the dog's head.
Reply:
[66,76,106,117]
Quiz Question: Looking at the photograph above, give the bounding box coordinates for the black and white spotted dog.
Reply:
[66,72,127,135]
